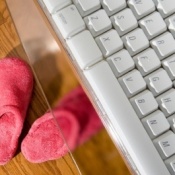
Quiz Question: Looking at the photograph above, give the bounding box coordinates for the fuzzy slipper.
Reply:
[58,86,103,145]
[21,87,103,163]
[0,58,33,165]
[21,110,80,163]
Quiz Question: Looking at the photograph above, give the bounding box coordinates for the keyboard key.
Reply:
[95,29,123,57]
[139,12,167,40]
[165,155,175,175]
[43,0,72,14]
[163,55,175,80]
[84,9,112,37]
[142,110,170,139]
[166,14,175,38]
[101,0,126,16]
[130,90,158,118]
[111,8,138,36]
[128,0,155,20]
[151,32,175,60]
[119,69,146,98]
[145,68,172,96]
[167,114,175,133]
[73,0,101,17]
[134,48,161,76]
[156,89,175,117]
[153,131,175,159]
[67,30,103,69]
[153,0,175,18]
[122,28,149,56]
[107,49,135,77]
[52,5,85,39]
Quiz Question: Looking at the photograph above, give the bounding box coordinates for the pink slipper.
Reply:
[58,87,103,145]
[21,87,103,163]
[0,58,33,165]
[21,110,80,163]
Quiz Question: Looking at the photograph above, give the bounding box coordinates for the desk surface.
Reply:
[0,0,130,174]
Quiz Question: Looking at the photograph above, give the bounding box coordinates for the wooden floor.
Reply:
[0,0,131,174]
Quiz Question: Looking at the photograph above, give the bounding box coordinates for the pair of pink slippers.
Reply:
[0,58,103,165]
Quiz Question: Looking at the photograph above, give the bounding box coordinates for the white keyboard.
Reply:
[38,0,175,174]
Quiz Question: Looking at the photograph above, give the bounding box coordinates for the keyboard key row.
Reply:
[130,87,175,120]
[44,0,175,21]
[115,65,172,99]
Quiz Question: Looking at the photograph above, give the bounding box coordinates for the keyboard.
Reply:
[37,0,175,174]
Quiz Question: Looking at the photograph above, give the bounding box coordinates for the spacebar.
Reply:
[84,61,170,175]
